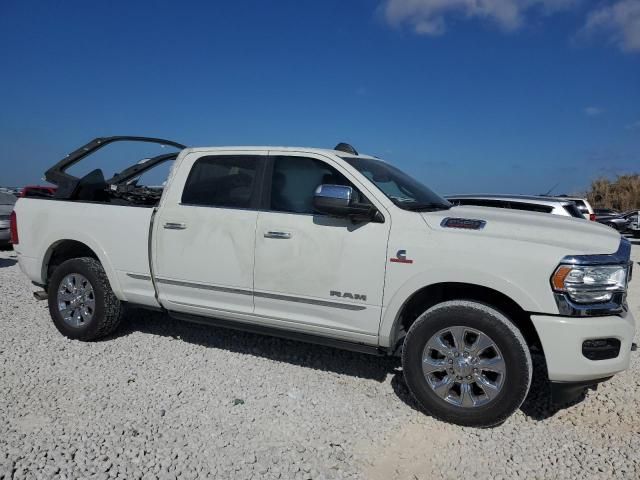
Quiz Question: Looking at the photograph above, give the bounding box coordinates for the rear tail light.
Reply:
[9,211,18,244]
[589,213,596,221]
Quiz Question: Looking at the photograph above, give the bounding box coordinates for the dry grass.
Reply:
[585,174,640,211]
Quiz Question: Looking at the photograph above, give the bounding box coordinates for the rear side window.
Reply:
[453,199,509,209]
[507,202,553,214]
[182,155,260,208]
[563,204,584,218]
[572,199,587,213]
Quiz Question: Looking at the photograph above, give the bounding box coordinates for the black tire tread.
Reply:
[402,300,532,427]
[48,257,123,341]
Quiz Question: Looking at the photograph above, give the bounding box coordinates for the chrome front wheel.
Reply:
[402,300,532,427]
[422,326,506,408]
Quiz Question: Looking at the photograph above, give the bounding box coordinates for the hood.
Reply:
[420,205,621,255]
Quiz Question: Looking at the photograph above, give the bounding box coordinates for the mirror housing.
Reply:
[313,184,382,222]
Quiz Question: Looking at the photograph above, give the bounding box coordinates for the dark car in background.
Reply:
[595,211,630,232]
[621,210,640,236]
[0,192,17,246]
[594,208,620,216]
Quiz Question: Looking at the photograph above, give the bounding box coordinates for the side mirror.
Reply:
[313,184,382,222]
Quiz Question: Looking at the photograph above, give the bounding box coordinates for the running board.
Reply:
[169,311,386,356]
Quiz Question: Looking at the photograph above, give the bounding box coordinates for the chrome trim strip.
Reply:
[155,277,366,311]
[559,237,631,266]
[254,291,367,311]
[553,292,627,317]
[155,277,253,296]
[126,273,152,281]
[168,300,371,334]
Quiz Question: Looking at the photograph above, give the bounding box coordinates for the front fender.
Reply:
[378,266,548,348]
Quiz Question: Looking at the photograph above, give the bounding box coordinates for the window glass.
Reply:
[571,200,587,212]
[342,157,450,211]
[182,155,258,208]
[507,202,553,214]
[270,156,364,214]
[564,204,585,218]
[454,199,507,209]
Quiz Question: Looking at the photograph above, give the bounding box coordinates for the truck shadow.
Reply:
[516,354,588,420]
[113,309,399,382]
[0,257,17,268]
[390,352,588,424]
[114,309,586,422]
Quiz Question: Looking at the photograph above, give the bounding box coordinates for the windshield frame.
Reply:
[340,156,451,211]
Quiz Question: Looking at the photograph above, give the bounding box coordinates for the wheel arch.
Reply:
[41,239,125,300]
[384,282,542,356]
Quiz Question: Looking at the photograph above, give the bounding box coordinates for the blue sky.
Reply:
[1,0,639,195]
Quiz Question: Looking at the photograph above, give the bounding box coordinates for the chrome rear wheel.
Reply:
[57,273,96,327]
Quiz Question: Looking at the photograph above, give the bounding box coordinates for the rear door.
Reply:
[252,152,390,343]
[153,151,266,316]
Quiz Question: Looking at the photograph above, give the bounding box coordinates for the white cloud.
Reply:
[382,0,579,36]
[584,106,604,116]
[580,0,640,52]
[626,120,640,129]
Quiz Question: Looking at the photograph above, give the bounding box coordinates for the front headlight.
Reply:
[551,264,628,304]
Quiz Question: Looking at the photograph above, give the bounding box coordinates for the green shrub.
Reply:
[585,175,640,211]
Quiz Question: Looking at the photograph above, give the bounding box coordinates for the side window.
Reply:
[182,155,259,208]
[457,199,507,209]
[507,202,553,214]
[270,156,368,214]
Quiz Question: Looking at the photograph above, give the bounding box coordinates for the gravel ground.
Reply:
[1,241,639,480]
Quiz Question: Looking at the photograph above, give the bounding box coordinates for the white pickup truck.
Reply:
[12,137,636,427]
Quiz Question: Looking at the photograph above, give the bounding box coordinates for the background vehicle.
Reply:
[623,211,640,237]
[445,194,584,219]
[550,195,595,221]
[0,192,17,246]
[594,208,620,216]
[20,185,57,198]
[595,212,630,232]
[12,137,635,427]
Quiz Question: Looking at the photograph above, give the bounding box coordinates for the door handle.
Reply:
[164,222,187,230]
[264,231,292,239]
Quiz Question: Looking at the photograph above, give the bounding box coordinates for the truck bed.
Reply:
[14,198,159,307]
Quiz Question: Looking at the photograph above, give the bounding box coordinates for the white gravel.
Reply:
[1,242,639,479]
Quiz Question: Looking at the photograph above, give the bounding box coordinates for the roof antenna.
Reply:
[543,182,560,196]
[334,142,358,155]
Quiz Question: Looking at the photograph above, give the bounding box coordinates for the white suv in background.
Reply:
[550,196,595,221]
[446,194,585,219]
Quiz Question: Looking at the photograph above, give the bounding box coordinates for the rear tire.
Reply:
[402,300,532,427]
[48,257,123,341]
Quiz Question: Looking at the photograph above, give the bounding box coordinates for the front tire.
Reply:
[48,257,123,341]
[402,300,532,427]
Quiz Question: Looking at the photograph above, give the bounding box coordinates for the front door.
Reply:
[153,151,266,316]
[253,152,390,343]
